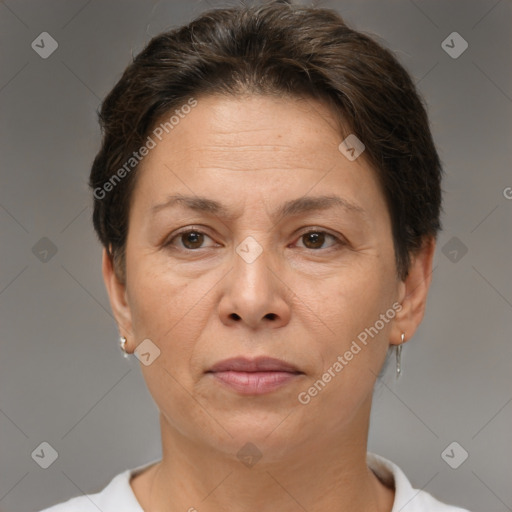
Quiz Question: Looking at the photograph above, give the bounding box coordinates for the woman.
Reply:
[40,2,472,511]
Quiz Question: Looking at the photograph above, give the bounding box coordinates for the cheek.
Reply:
[127,262,198,344]
[307,254,398,371]
[126,265,224,446]
[126,259,221,381]
[295,267,397,428]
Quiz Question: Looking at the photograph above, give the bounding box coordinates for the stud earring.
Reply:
[396,333,404,378]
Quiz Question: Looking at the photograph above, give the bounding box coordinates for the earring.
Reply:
[396,333,404,378]
[119,336,130,358]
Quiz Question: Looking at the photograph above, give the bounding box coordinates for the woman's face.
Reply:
[104,94,424,459]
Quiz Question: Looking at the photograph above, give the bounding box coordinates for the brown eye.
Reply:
[297,230,340,250]
[165,229,214,250]
[302,232,324,249]
[181,231,205,249]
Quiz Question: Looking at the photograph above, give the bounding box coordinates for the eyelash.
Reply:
[164,227,345,252]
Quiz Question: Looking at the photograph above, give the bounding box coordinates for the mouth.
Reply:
[206,356,304,395]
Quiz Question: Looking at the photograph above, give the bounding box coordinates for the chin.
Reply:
[208,411,305,454]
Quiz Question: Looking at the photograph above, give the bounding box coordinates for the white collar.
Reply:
[50,452,469,511]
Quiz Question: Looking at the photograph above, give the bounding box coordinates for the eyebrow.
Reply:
[150,193,367,223]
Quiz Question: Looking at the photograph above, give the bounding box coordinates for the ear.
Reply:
[102,247,134,341]
[390,236,436,345]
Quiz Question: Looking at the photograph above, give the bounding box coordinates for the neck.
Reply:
[134,397,394,512]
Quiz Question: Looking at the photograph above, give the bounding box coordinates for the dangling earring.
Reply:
[396,333,404,378]
[119,336,130,358]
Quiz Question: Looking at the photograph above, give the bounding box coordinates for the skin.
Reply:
[102,93,435,512]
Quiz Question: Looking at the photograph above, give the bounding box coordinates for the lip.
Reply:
[207,356,301,373]
[206,357,304,395]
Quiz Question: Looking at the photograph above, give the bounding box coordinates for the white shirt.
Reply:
[38,452,472,511]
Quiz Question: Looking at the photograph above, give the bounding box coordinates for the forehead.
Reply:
[131,93,386,223]
[143,94,348,172]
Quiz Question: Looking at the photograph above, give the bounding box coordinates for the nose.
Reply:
[217,240,292,331]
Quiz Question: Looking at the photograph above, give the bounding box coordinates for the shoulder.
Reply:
[366,452,472,512]
[37,459,159,512]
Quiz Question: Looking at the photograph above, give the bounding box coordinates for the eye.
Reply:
[164,228,344,252]
[294,230,343,250]
[165,229,216,250]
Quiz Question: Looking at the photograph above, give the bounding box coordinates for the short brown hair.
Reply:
[89,1,442,283]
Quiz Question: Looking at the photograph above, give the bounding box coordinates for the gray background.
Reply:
[0,1,511,511]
